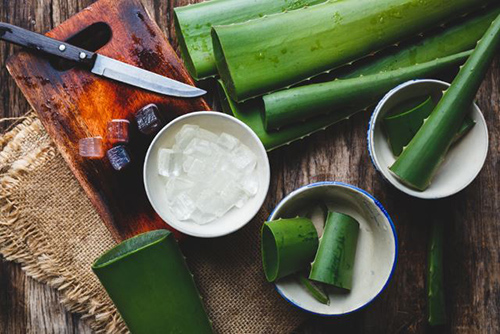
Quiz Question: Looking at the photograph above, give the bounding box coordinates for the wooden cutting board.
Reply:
[6,0,210,241]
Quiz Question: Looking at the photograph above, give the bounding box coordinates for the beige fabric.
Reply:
[0,114,305,333]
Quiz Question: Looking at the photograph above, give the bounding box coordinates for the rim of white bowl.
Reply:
[144,111,271,238]
[367,79,489,200]
[268,181,398,316]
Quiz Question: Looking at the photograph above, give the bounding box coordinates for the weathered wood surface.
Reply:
[0,0,499,333]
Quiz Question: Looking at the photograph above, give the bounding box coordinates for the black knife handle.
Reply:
[0,22,96,68]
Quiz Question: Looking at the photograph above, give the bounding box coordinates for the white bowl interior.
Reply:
[369,79,489,199]
[269,182,397,316]
[144,111,270,238]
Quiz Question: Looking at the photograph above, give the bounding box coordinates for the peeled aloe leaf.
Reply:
[427,220,447,326]
[384,96,476,156]
[263,52,471,131]
[305,202,329,237]
[297,271,330,305]
[92,230,213,334]
[389,13,500,191]
[212,0,492,101]
[173,0,326,80]
[309,212,360,291]
[261,218,319,282]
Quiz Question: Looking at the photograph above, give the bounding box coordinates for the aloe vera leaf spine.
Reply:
[297,271,330,305]
[261,218,319,282]
[389,13,500,191]
[92,230,213,334]
[174,0,326,80]
[213,0,492,101]
[309,212,360,290]
[263,51,471,131]
[427,220,447,326]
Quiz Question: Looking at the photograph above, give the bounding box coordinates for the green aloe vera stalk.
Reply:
[92,230,213,334]
[212,0,491,101]
[389,13,500,191]
[309,212,360,290]
[263,52,471,131]
[297,271,330,305]
[427,220,447,326]
[173,0,326,80]
[261,218,319,282]
[341,7,500,79]
[384,96,476,156]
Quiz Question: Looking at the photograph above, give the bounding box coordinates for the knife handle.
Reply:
[0,22,96,68]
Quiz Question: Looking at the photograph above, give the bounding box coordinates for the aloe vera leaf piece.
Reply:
[261,218,319,282]
[384,96,476,156]
[305,202,329,237]
[341,6,500,79]
[427,220,447,326]
[212,0,492,101]
[389,13,500,191]
[173,0,326,80]
[92,230,213,334]
[297,271,330,305]
[309,212,360,290]
[263,51,471,131]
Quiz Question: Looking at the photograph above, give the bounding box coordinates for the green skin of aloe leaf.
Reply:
[217,7,497,151]
[389,13,500,191]
[213,0,493,102]
[92,230,213,334]
[173,0,326,80]
[262,52,471,131]
[261,218,319,282]
[427,220,447,326]
[384,96,476,156]
[309,212,360,290]
[297,271,330,305]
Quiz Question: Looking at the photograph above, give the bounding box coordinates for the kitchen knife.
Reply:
[0,23,206,98]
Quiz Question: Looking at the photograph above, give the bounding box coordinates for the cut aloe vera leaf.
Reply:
[389,13,500,191]
[309,212,360,291]
[262,52,471,131]
[384,96,476,156]
[427,220,447,326]
[92,230,213,334]
[173,0,326,80]
[261,218,319,282]
[212,0,492,101]
[297,271,330,305]
[305,202,329,237]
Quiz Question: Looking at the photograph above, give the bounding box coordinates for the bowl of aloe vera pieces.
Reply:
[368,79,489,199]
[262,182,397,315]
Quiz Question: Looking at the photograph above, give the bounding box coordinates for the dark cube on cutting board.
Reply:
[6,0,210,242]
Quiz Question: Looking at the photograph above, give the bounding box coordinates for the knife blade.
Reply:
[0,22,206,98]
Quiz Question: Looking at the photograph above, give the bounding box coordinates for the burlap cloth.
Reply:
[0,113,305,333]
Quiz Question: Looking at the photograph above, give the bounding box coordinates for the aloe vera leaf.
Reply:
[92,230,213,334]
[384,96,476,156]
[389,13,500,191]
[341,6,500,79]
[212,0,492,101]
[427,220,447,326]
[173,0,326,80]
[297,271,330,305]
[261,218,319,282]
[309,212,360,290]
[263,51,471,131]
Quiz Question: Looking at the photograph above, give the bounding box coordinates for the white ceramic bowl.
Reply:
[144,111,271,238]
[368,79,489,199]
[268,182,397,316]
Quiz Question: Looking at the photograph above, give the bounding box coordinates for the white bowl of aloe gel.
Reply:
[268,182,397,316]
[144,111,270,238]
[368,79,489,199]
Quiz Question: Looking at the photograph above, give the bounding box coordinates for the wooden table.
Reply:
[0,1,499,333]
